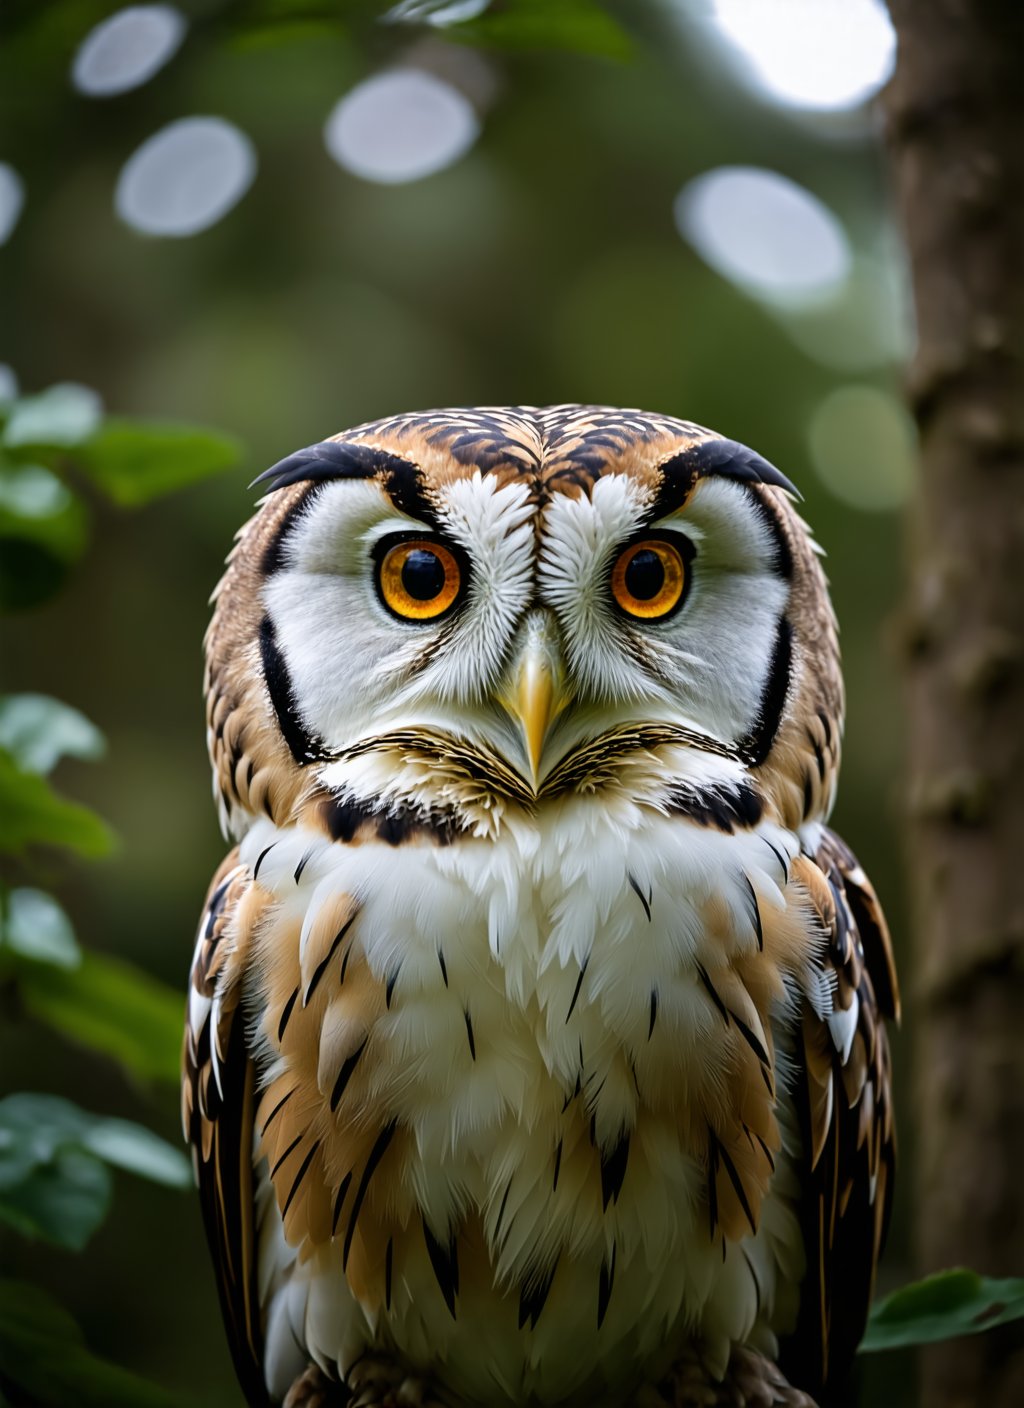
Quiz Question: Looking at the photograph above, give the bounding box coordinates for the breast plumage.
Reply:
[183,405,898,1408]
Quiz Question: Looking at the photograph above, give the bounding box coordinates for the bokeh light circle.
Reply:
[710,0,896,111]
[809,385,917,511]
[115,117,256,237]
[0,165,26,245]
[675,166,850,306]
[324,69,480,185]
[72,5,186,97]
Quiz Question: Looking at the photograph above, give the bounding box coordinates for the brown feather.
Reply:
[182,854,269,1408]
[780,828,899,1395]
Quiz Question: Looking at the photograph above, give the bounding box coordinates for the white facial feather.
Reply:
[538,475,789,744]
[262,467,790,775]
[263,475,535,752]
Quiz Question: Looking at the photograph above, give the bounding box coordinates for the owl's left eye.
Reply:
[376,537,464,621]
[610,536,690,620]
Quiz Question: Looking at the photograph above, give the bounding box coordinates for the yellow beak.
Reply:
[501,613,568,788]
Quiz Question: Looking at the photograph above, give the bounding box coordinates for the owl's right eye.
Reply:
[375,537,464,621]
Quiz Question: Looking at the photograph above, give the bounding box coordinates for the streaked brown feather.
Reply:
[781,828,899,1395]
[182,853,269,1408]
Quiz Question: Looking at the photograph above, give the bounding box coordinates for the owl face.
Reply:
[207,406,842,837]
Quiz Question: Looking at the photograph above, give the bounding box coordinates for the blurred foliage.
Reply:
[0,385,237,1404]
[0,379,240,607]
[0,1279,180,1408]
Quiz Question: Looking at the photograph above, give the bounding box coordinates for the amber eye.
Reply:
[376,538,463,621]
[610,537,688,620]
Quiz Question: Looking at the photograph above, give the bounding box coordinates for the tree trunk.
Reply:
[884,3,1024,1406]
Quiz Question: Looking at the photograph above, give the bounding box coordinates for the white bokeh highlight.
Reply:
[709,0,896,111]
[324,69,480,185]
[0,165,25,245]
[0,365,18,402]
[809,385,917,511]
[72,5,186,97]
[675,166,850,306]
[384,0,490,23]
[115,117,256,237]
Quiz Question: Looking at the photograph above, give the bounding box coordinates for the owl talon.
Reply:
[647,1345,818,1408]
[345,1354,447,1407]
[284,1364,342,1408]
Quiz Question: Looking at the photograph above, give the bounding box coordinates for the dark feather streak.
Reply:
[696,963,729,1025]
[422,1217,459,1318]
[305,916,357,1006]
[494,1176,513,1243]
[277,987,299,1042]
[331,1172,352,1236]
[742,874,764,951]
[253,843,276,881]
[270,1133,303,1179]
[627,872,652,921]
[343,1122,397,1270]
[565,954,590,1022]
[282,1138,320,1218]
[733,1013,770,1067]
[330,1036,369,1113]
[385,966,400,1010]
[518,1258,558,1330]
[601,1132,630,1209]
[597,1243,616,1328]
[260,1087,295,1136]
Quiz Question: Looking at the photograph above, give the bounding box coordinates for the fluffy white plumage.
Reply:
[184,406,898,1408]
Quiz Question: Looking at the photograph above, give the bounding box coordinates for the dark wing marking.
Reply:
[781,828,900,1396]
[181,853,269,1408]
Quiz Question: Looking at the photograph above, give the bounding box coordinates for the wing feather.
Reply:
[781,827,899,1394]
[182,852,269,1408]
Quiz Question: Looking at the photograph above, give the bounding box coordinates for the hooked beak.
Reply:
[499,612,569,788]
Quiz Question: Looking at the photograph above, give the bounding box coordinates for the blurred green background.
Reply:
[0,2,915,1403]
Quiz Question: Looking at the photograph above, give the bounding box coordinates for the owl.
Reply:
[182,405,898,1408]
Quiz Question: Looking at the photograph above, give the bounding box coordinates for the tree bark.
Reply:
[884,3,1024,1406]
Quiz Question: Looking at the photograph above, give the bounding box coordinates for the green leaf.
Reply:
[81,1118,191,1189]
[0,1096,111,1250]
[18,948,183,1085]
[0,1095,190,1251]
[0,748,113,857]
[3,384,103,451]
[0,462,89,561]
[431,0,632,58]
[0,1279,181,1407]
[2,888,81,968]
[0,1147,111,1250]
[0,694,105,774]
[77,420,243,506]
[862,1268,1024,1352]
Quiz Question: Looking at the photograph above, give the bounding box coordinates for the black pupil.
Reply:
[401,548,446,601]
[624,547,664,601]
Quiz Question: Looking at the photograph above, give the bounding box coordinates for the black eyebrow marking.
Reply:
[650,437,801,519]
[252,440,440,527]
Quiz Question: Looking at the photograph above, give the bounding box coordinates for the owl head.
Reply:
[205,406,841,842]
